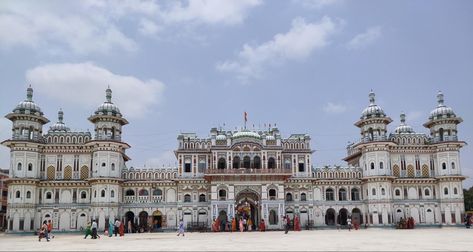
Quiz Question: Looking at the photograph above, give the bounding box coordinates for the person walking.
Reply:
[177,220,185,237]
[119,221,125,236]
[114,219,120,236]
[231,218,236,232]
[284,216,290,234]
[39,220,50,242]
[108,219,114,237]
[84,222,92,239]
[91,220,98,239]
[127,220,133,233]
[247,218,253,231]
[347,216,352,231]
[239,218,244,232]
[47,220,54,239]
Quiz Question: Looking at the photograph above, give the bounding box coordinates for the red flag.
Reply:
[244,112,248,122]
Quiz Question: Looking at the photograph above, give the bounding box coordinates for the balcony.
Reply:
[204,168,292,181]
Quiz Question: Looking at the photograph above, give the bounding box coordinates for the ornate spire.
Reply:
[437,91,444,107]
[369,90,375,105]
[400,112,406,124]
[106,86,112,103]
[26,85,33,102]
[58,109,64,123]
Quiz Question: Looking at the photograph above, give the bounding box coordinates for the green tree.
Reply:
[464,186,473,211]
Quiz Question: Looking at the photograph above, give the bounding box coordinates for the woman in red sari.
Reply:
[259,219,266,232]
[294,215,301,231]
[119,221,125,236]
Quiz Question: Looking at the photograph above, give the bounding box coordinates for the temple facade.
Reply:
[2,87,466,232]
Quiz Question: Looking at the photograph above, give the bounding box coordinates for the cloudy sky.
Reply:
[0,0,472,186]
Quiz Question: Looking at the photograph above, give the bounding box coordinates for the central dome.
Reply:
[232,130,261,139]
[49,109,70,132]
[394,113,414,134]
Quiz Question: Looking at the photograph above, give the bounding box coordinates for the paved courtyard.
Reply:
[0,228,472,251]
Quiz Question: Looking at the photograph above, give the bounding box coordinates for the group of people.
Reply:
[211,217,267,232]
[38,220,54,242]
[107,219,125,237]
[464,214,472,228]
[396,217,416,229]
[283,215,303,234]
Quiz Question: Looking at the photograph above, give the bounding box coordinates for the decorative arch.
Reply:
[47,166,55,180]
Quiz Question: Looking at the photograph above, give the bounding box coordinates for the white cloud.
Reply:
[26,62,165,119]
[217,16,340,82]
[0,2,138,54]
[145,150,177,168]
[293,0,341,9]
[0,0,262,54]
[160,0,262,26]
[347,26,382,50]
[323,102,348,114]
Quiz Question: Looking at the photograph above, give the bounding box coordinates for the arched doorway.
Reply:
[218,210,228,231]
[351,208,363,226]
[339,208,348,226]
[235,190,260,230]
[152,210,162,231]
[138,211,148,232]
[125,211,135,233]
[325,208,336,226]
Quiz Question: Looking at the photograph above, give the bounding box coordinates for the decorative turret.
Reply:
[394,113,414,134]
[5,86,49,141]
[49,109,70,132]
[423,91,462,143]
[355,91,392,142]
[88,87,128,141]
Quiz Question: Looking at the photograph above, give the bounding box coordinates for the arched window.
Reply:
[101,190,106,198]
[439,128,444,141]
[15,191,20,198]
[253,156,261,169]
[268,157,276,169]
[139,189,149,196]
[217,158,226,169]
[379,162,384,169]
[300,193,307,201]
[269,189,276,200]
[339,188,347,201]
[81,191,87,199]
[381,188,386,196]
[101,162,106,168]
[451,162,455,169]
[269,210,278,225]
[111,163,115,171]
[395,189,401,196]
[28,163,33,171]
[111,190,115,198]
[372,188,376,196]
[442,163,447,170]
[17,163,22,171]
[444,187,449,195]
[286,193,293,201]
[325,189,334,201]
[243,156,251,168]
[125,189,135,196]
[46,192,52,199]
[351,188,360,201]
[184,194,191,202]
[199,194,206,202]
[153,189,162,196]
[368,128,374,140]
[26,191,31,199]
[218,189,226,201]
[424,189,430,196]
[454,188,458,195]
[233,156,240,169]
[370,162,375,170]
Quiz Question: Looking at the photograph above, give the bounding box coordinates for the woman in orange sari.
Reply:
[119,221,125,236]
[231,218,236,232]
[259,219,266,232]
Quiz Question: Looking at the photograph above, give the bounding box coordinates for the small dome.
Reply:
[49,109,70,132]
[216,134,227,140]
[429,91,456,120]
[232,130,261,139]
[361,91,386,119]
[394,113,414,134]
[94,87,122,117]
[13,86,43,116]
